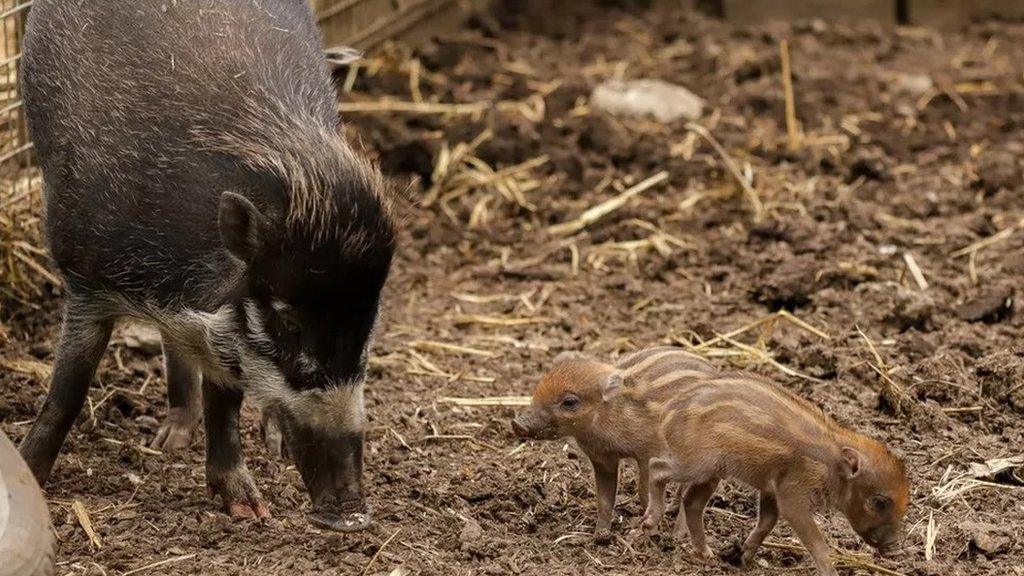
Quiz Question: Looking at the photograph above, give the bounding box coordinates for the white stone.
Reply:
[591,78,704,123]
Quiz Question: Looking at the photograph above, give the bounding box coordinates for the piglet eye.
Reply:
[870,495,891,514]
[560,395,580,410]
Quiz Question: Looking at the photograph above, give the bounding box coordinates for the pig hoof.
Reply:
[739,548,757,567]
[150,419,195,451]
[639,514,658,531]
[693,545,716,564]
[209,468,271,520]
[227,499,272,519]
[260,411,286,459]
[593,529,612,545]
[309,507,372,533]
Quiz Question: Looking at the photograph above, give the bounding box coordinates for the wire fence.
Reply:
[0,0,31,175]
[0,0,47,310]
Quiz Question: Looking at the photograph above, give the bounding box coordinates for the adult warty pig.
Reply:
[18,0,395,532]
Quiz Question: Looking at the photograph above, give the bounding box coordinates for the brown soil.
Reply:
[3,3,1024,575]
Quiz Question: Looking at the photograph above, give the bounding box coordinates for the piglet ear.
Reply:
[602,372,624,402]
[841,446,863,479]
[219,191,265,262]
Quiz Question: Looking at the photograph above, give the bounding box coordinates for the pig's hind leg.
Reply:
[150,335,202,451]
[640,456,676,530]
[677,478,721,563]
[740,491,779,566]
[19,300,114,485]
[259,407,285,459]
[203,379,270,519]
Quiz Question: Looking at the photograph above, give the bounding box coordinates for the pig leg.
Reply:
[203,379,270,519]
[636,458,650,510]
[19,303,114,485]
[640,456,675,530]
[678,478,720,563]
[150,336,202,451]
[777,495,836,576]
[740,491,779,567]
[259,408,285,459]
[592,458,619,544]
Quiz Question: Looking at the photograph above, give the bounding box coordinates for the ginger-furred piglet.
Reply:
[511,347,714,542]
[643,370,910,576]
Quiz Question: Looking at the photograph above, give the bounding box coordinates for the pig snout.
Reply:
[861,524,903,556]
[511,410,555,440]
[511,416,531,438]
[280,413,371,532]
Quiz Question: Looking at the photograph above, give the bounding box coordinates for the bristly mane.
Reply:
[193,94,395,251]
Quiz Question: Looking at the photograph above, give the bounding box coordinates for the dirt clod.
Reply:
[957,286,1014,323]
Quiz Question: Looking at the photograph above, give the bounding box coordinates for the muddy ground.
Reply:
[3,3,1024,575]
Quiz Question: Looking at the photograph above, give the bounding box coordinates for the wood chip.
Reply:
[72,499,103,550]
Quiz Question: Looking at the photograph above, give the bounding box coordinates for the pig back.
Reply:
[21,0,337,308]
[615,347,716,406]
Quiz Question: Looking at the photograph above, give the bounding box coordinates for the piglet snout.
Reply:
[511,417,530,438]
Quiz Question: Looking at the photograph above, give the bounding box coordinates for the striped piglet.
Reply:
[514,347,909,576]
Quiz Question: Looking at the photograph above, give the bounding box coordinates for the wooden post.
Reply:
[721,0,898,25]
[905,0,971,28]
[974,0,1024,20]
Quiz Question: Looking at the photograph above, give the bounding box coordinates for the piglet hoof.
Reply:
[739,546,758,568]
[593,529,612,545]
[692,544,716,565]
[310,501,372,533]
[208,467,271,520]
[639,513,658,531]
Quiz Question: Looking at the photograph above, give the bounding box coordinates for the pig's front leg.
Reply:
[777,493,836,576]
[636,458,650,511]
[592,458,619,544]
[741,491,779,567]
[151,335,202,451]
[203,379,270,519]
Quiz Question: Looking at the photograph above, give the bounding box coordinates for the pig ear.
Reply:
[602,372,624,402]
[841,447,863,479]
[219,191,265,262]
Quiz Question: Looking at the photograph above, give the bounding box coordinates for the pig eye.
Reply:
[869,495,891,514]
[560,394,580,411]
[275,308,301,336]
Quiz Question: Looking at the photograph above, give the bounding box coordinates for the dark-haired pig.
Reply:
[512,347,715,542]
[18,0,394,531]
[642,371,910,575]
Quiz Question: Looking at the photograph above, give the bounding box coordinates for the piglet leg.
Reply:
[203,380,270,519]
[636,459,650,511]
[778,495,836,576]
[741,491,779,566]
[640,457,674,530]
[592,459,619,544]
[678,478,720,562]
